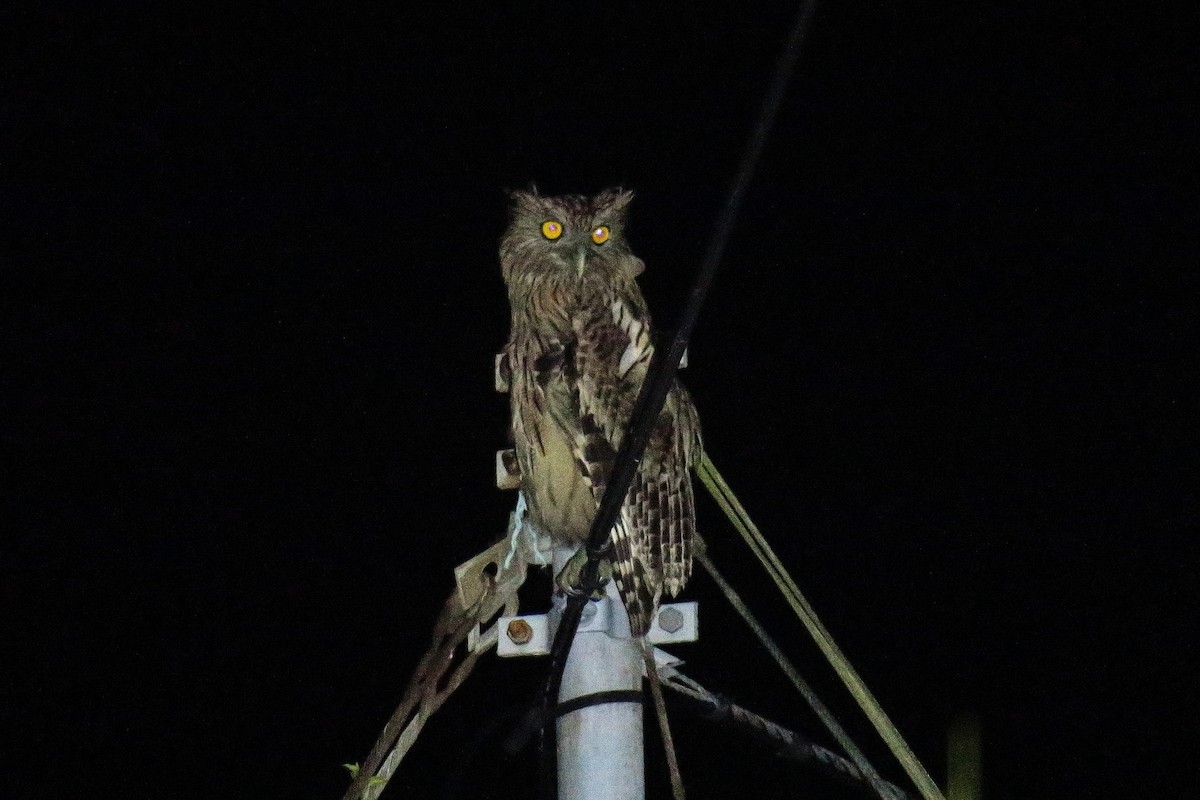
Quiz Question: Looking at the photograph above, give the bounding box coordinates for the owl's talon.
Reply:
[556,547,611,600]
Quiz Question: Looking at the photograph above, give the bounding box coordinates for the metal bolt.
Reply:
[500,449,521,477]
[657,606,684,634]
[506,618,533,645]
[496,449,521,490]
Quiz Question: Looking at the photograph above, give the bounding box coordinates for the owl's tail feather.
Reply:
[610,510,661,637]
[662,475,695,598]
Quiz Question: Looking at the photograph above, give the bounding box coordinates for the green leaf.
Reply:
[342,763,361,778]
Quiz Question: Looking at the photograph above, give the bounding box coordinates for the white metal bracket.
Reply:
[497,601,699,657]
[453,536,511,612]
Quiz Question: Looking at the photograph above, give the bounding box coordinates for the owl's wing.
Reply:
[572,288,702,636]
[636,382,702,598]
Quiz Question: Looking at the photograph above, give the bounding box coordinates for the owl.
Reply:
[499,187,702,637]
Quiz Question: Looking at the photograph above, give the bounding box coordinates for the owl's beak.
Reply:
[574,249,587,280]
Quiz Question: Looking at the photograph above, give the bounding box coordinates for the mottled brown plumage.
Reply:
[499,187,702,636]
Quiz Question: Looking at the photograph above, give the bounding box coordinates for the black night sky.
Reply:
[5,3,1195,799]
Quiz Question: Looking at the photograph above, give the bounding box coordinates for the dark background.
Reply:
[4,3,1195,798]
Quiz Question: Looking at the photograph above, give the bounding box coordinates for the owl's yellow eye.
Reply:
[591,226,610,245]
[541,220,563,240]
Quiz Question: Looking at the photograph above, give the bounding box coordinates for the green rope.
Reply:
[696,452,947,800]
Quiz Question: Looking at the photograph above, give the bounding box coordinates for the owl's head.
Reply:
[500,187,645,285]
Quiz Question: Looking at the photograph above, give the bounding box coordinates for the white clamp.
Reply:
[497,601,699,657]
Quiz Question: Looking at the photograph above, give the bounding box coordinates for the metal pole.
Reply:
[551,544,645,800]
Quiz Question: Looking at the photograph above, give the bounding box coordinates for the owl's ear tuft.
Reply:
[507,185,544,218]
[595,187,635,218]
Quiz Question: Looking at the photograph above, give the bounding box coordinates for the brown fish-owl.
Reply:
[499,187,702,636]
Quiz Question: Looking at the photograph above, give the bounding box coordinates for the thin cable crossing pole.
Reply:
[537,2,821,797]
